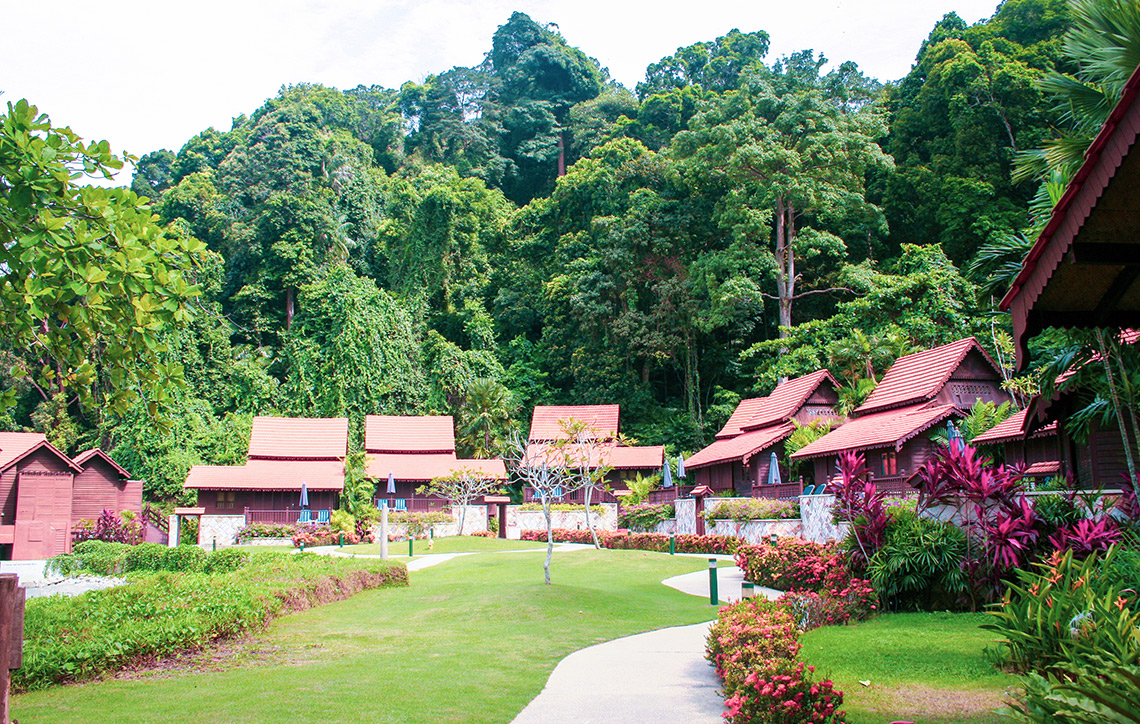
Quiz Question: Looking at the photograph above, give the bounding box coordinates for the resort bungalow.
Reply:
[364,415,506,512]
[184,416,349,536]
[0,433,139,559]
[970,408,1063,482]
[1000,62,1140,491]
[684,370,842,498]
[791,338,1012,491]
[523,404,664,503]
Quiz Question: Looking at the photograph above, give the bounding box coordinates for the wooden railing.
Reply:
[751,482,804,500]
[645,487,685,504]
[375,497,452,513]
[522,488,620,505]
[245,509,301,525]
[141,503,168,533]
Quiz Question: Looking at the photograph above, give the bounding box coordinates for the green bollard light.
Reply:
[669,533,675,556]
[339,532,344,548]
[300,542,305,554]
[212,538,216,552]
[742,581,755,600]
[708,558,718,605]
[408,536,414,557]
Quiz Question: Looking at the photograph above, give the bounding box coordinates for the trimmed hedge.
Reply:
[520,528,742,555]
[49,540,232,577]
[18,552,407,691]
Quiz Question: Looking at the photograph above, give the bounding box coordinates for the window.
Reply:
[880,452,898,477]
[950,382,995,407]
[216,491,236,509]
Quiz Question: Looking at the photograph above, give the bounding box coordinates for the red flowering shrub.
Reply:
[518,528,742,554]
[468,530,495,537]
[734,538,836,591]
[292,524,367,547]
[707,598,847,723]
[724,660,846,724]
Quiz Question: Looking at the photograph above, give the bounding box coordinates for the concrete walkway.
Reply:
[510,622,724,724]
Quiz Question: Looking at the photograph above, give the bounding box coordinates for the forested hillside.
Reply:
[3,0,1124,504]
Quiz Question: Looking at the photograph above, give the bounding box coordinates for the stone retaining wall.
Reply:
[706,518,804,544]
[505,504,617,539]
[198,514,246,548]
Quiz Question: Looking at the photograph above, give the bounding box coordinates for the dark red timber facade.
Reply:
[970,408,1063,481]
[523,404,664,503]
[364,415,506,512]
[791,338,1012,491]
[0,433,139,560]
[685,370,842,497]
[184,416,349,522]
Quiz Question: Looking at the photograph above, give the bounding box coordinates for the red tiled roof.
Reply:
[523,442,664,470]
[743,371,839,431]
[716,397,768,438]
[971,409,1060,446]
[364,415,456,453]
[184,460,345,491]
[1025,461,1062,476]
[73,448,131,478]
[528,405,620,441]
[365,453,505,481]
[791,404,959,460]
[247,417,348,460]
[0,432,81,473]
[685,423,796,470]
[854,338,999,415]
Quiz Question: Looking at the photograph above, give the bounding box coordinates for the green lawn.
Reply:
[13,548,719,723]
[800,612,1017,724]
[337,536,548,555]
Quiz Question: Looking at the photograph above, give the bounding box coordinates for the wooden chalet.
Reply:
[684,370,842,498]
[522,404,664,503]
[184,416,348,524]
[364,415,506,512]
[999,63,1140,489]
[0,433,139,560]
[970,408,1063,481]
[791,338,1012,491]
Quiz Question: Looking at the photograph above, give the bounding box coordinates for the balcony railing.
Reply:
[522,487,620,505]
[374,497,452,513]
[751,482,804,500]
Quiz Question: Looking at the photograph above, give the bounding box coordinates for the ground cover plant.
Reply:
[705,498,799,522]
[20,551,407,691]
[801,612,1016,724]
[617,501,674,531]
[12,549,723,723]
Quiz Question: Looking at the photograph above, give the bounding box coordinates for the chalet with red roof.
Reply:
[684,370,842,497]
[970,408,1062,480]
[364,415,506,511]
[791,338,1011,489]
[0,433,139,560]
[522,404,664,502]
[184,416,349,528]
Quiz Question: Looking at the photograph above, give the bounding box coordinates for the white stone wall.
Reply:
[645,518,677,535]
[673,498,697,535]
[240,537,293,546]
[505,504,618,539]
[199,515,246,548]
[707,518,804,544]
[370,505,487,541]
[799,494,849,544]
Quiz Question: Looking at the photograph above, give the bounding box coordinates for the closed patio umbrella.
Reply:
[387,471,397,495]
[947,421,964,452]
[662,457,673,488]
[677,455,686,478]
[766,452,782,487]
[299,482,309,508]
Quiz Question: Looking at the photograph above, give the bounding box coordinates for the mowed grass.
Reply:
[800,612,1017,724]
[13,548,720,724]
[340,536,548,555]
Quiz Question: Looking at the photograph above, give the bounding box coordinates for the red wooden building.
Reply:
[685,370,842,497]
[184,416,349,524]
[0,433,139,560]
[791,338,1012,490]
[522,404,664,503]
[364,415,506,512]
[970,408,1063,481]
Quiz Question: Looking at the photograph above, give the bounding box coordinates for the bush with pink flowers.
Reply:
[518,528,743,554]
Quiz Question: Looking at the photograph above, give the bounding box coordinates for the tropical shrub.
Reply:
[723,659,846,724]
[1011,663,1140,724]
[330,509,356,536]
[71,510,143,546]
[122,542,168,573]
[47,540,132,576]
[292,524,363,547]
[707,598,801,691]
[734,538,835,591]
[203,547,251,574]
[1048,518,1121,558]
[828,451,890,569]
[235,523,300,542]
[867,511,967,611]
[618,502,674,531]
[387,511,455,537]
[17,553,408,691]
[706,499,799,522]
[983,548,1140,674]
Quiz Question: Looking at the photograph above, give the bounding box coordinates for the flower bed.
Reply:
[707,597,847,723]
[517,503,606,513]
[618,502,675,531]
[235,522,301,543]
[21,551,408,691]
[519,528,742,554]
[292,524,367,547]
[706,498,799,522]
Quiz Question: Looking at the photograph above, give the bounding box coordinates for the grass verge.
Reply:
[338,536,548,555]
[799,612,1017,724]
[13,549,717,723]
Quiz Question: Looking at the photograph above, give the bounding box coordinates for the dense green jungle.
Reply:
[3,0,1136,505]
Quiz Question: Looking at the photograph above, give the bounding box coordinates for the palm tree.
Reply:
[457,378,515,458]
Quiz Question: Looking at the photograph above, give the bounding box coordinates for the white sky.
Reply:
[4,0,1001,182]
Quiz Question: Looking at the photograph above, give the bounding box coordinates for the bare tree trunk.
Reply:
[583,482,600,549]
[285,287,295,331]
[774,198,791,337]
[557,132,566,177]
[457,500,467,537]
[1095,330,1138,484]
[543,496,554,585]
